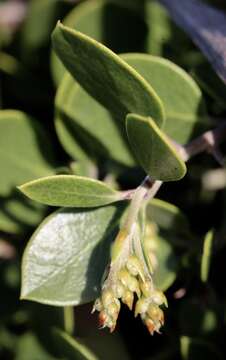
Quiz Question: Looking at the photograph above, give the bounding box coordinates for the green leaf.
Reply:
[54,329,98,360]
[145,0,172,56]
[147,198,191,237]
[0,194,45,234]
[151,235,177,291]
[52,22,164,126]
[21,204,124,305]
[200,230,214,283]
[55,73,134,166]
[126,113,186,181]
[21,0,60,54]
[0,110,55,196]
[19,175,123,207]
[51,0,146,85]
[16,333,56,360]
[180,336,223,360]
[123,53,209,143]
[143,198,190,290]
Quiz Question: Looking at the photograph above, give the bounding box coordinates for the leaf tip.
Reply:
[17,184,26,195]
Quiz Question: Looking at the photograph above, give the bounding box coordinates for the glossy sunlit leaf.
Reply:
[0,110,55,196]
[123,53,209,143]
[126,113,186,181]
[19,175,123,207]
[52,23,164,126]
[21,204,124,305]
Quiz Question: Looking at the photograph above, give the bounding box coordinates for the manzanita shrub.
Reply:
[1,0,226,359]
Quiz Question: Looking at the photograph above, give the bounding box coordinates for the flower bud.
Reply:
[145,318,156,335]
[151,290,167,307]
[92,298,102,313]
[148,304,164,325]
[107,302,120,319]
[122,290,134,310]
[126,255,144,279]
[113,282,125,298]
[98,310,108,328]
[140,280,152,297]
[102,290,114,307]
[135,297,149,317]
[118,268,133,288]
[127,277,140,297]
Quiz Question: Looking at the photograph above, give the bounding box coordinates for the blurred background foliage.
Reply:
[1,0,226,359]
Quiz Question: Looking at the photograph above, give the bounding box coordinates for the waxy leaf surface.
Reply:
[126,113,186,181]
[0,110,54,196]
[123,54,208,143]
[21,204,124,305]
[51,0,146,85]
[55,73,134,166]
[19,175,122,207]
[52,23,164,126]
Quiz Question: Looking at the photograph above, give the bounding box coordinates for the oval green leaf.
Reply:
[0,110,55,196]
[126,113,186,181]
[51,0,146,85]
[21,204,124,305]
[19,175,123,207]
[52,22,164,126]
[123,53,209,143]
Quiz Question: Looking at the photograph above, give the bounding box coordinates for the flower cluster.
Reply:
[92,223,167,335]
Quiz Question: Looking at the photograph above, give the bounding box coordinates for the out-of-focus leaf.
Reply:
[15,333,56,360]
[147,198,191,237]
[180,336,223,360]
[52,23,164,127]
[21,204,124,305]
[192,61,226,113]
[20,0,61,54]
[201,230,214,283]
[126,113,186,181]
[151,235,177,291]
[55,73,134,166]
[179,299,220,337]
[54,329,98,360]
[0,194,45,234]
[19,175,123,207]
[0,110,55,196]
[143,198,193,290]
[160,0,226,84]
[124,54,209,143]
